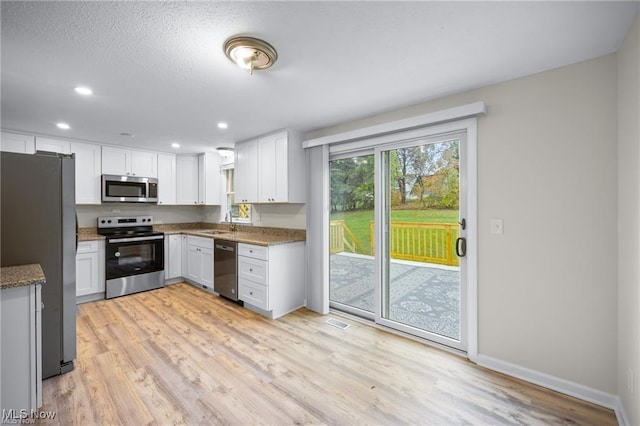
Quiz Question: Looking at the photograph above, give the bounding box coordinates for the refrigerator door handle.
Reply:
[75,212,79,251]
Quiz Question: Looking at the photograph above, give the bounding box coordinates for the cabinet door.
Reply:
[36,137,71,154]
[186,245,202,283]
[273,132,289,202]
[164,237,170,280]
[102,146,130,175]
[76,251,100,297]
[200,247,214,288]
[157,153,176,205]
[258,134,278,202]
[168,234,182,279]
[181,235,188,277]
[198,153,221,205]
[1,132,35,154]
[176,156,199,205]
[70,142,102,204]
[234,140,258,203]
[130,150,158,178]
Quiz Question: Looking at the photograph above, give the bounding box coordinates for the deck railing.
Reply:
[369,221,459,266]
[329,220,458,266]
[329,220,367,254]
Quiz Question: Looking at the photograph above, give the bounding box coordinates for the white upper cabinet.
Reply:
[70,141,102,204]
[130,150,158,177]
[236,129,305,204]
[198,152,221,205]
[1,132,35,154]
[102,146,158,178]
[35,137,71,154]
[157,153,177,205]
[234,139,258,203]
[176,155,199,205]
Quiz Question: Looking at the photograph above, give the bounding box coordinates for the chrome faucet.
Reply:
[226,210,236,232]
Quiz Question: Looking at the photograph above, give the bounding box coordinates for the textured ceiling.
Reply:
[1,1,638,154]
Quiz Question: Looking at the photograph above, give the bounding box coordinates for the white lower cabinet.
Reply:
[1,283,42,412]
[76,241,105,303]
[186,236,213,289]
[237,242,305,319]
[164,234,182,280]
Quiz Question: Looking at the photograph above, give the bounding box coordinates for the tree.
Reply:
[330,155,374,212]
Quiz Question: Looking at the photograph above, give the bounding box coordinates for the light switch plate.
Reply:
[491,219,503,235]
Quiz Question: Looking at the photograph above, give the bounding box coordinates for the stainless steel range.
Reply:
[97,216,164,299]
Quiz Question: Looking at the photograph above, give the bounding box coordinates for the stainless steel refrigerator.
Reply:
[1,151,77,378]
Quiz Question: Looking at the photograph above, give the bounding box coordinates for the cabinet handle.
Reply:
[249,268,253,272]
[249,291,253,295]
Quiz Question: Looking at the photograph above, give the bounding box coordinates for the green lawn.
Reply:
[330,209,458,254]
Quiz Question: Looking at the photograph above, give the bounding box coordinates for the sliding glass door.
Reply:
[377,135,466,349]
[329,131,468,351]
[329,152,375,318]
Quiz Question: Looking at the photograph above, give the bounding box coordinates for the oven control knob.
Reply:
[101,220,105,224]
[115,252,120,257]
[107,220,112,224]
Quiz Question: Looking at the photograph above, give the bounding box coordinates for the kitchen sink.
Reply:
[196,230,232,235]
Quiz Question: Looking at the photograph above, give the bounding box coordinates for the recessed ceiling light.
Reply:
[171,143,181,148]
[56,122,70,130]
[119,132,134,137]
[217,122,228,129]
[74,86,93,96]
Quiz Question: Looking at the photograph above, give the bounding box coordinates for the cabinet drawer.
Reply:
[238,279,268,310]
[77,241,100,254]
[238,243,268,261]
[238,256,267,284]
[187,235,214,250]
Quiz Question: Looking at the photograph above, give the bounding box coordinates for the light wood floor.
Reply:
[38,282,616,425]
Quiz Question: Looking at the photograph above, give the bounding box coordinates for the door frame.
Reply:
[327,118,478,361]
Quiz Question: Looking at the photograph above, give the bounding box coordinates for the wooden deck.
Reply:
[37,282,616,425]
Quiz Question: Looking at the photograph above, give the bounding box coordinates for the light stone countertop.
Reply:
[0,264,46,290]
[172,229,304,247]
[77,223,305,247]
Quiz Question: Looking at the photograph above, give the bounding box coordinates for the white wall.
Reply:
[307,55,619,395]
[76,204,210,227]
[617,13,640,426]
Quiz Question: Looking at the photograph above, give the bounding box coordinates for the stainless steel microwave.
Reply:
[101,174,158,203]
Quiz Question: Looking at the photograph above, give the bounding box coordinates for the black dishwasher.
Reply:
[214,239,238,301]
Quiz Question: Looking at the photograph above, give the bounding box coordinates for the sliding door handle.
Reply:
[456,237,467,257]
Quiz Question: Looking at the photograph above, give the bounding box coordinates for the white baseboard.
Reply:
[476,354,627,423]
[615,396,630,426]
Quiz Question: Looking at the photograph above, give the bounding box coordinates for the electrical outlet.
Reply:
[490,219,504,235]
[628,368,634,394]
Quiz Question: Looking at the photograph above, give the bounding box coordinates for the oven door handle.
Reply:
[108,235,165,243]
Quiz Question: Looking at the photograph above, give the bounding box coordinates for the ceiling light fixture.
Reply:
[74,86,93,96]
[56,122,70,130]
[223,36,278,75]
[171,143,181,148]
[216,147,234,158]
[217,122,228,129]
